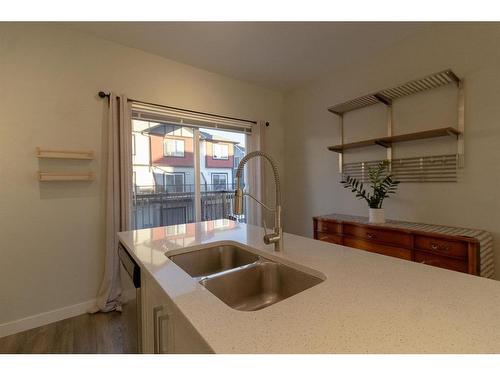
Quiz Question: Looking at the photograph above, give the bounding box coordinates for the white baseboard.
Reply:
[0,298,98,339]
[0,288,138,339]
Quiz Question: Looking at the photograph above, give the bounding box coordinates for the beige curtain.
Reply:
[90,94,132,313]
[245,121,266,226]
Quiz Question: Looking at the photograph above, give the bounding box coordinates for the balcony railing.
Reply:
[132,184,245,229]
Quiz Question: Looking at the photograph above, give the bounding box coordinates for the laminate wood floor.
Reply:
[0,300,138,354]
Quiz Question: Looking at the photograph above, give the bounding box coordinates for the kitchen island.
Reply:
[118,219,500,353]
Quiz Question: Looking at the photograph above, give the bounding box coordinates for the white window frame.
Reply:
[164,172,185,192]
[164,138,185,157]
[212,143,229,160]
[211,173,228,191]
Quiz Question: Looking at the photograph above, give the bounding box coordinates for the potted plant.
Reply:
[340,160,400,224]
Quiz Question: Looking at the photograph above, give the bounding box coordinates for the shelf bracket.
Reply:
[386,105,393,171]
[374,93,392,106]
[338,115,344,173]
[375,140,391,148]
[457,80,465,168]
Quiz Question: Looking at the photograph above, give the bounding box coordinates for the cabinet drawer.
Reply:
[343,237,412,260]
[316,220,342,234]
[414,235,467,258]
[316,232,343,245]
[343,224,412,248]
[414,251,468,273]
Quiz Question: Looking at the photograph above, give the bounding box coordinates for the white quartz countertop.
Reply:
[118,220,500,353]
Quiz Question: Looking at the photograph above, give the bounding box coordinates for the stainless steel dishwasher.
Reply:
[118,242,142,353]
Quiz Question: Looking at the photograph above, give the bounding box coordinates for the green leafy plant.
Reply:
[340,160,400,209]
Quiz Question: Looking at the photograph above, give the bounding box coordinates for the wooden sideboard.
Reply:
[313,214,493,277]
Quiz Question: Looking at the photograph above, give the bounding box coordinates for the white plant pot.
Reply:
[369,208,385,224]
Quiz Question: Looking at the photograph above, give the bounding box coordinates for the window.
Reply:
[213,143,229,160]
[165,173,185,193]
[164,138,185,157]
[211,173,228,191]
[131,114,249,229]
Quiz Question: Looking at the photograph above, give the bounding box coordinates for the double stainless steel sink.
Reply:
[168,244,323,311]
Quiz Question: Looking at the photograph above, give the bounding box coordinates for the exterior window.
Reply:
[211,173,228,191]
[165,173,185,193]
[164,138,185,157]
[132,134,136,155]
[213,143,229,160]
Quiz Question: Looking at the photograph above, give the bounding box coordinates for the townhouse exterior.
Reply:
[132,120,244,192]
[131,119,245,228]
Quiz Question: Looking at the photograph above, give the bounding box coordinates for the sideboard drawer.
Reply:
[414,235,467,258]
[414,251,468,273]
[316,220,342,234]
[343,224,412,248]
[343,237,412,260]
[315,232,343,245]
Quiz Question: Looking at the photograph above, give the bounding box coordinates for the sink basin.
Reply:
[168,244,260,278]
[199,260,323,311]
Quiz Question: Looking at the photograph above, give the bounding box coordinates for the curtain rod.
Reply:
[98,91,257,125]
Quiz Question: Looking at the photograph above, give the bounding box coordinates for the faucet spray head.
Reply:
[234,172,244,215]
[234,187,244,215]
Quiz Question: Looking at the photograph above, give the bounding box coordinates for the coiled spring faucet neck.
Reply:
[234,151,283,252]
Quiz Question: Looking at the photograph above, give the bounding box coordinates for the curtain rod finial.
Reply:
[98,91,110,99]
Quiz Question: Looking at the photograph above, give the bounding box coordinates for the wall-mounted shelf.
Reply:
[328,127,461,153]
[327,69,465,180]
[38,172,95,182]
[328,70,460,115]
[36,148,94,160]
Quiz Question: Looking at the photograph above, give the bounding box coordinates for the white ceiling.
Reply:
[66,22,432,91]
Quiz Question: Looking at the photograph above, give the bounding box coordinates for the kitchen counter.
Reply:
[118,219,500,353]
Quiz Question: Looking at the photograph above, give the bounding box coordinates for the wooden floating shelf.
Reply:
[328,127,461,153]
[38,172,95,182]
[36,148,94,160]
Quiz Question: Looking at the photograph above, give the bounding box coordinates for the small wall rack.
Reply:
[36,148,94,160]
[327,69,465,181]
[36,147,95,183]
[38,172,95,182]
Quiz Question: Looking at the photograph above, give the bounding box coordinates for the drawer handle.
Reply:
[430,242,451,252]
[366,233,376,239]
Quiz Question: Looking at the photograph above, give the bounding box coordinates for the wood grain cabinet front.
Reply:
[343,224,412,248]
[343,237,412,260]
[414,235,467,258]
[313,215,481,276]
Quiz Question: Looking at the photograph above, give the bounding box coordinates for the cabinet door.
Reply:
[141,273,213,354]
[141,274,168,353]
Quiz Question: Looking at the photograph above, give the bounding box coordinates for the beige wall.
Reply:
[284,23,500,278]
[0,23,284,324]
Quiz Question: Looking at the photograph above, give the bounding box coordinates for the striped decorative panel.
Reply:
[342,154,458,183]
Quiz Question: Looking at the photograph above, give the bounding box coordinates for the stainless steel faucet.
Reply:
[233,151,283,252]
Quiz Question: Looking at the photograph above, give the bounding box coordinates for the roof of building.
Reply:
[142,123,240,144]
